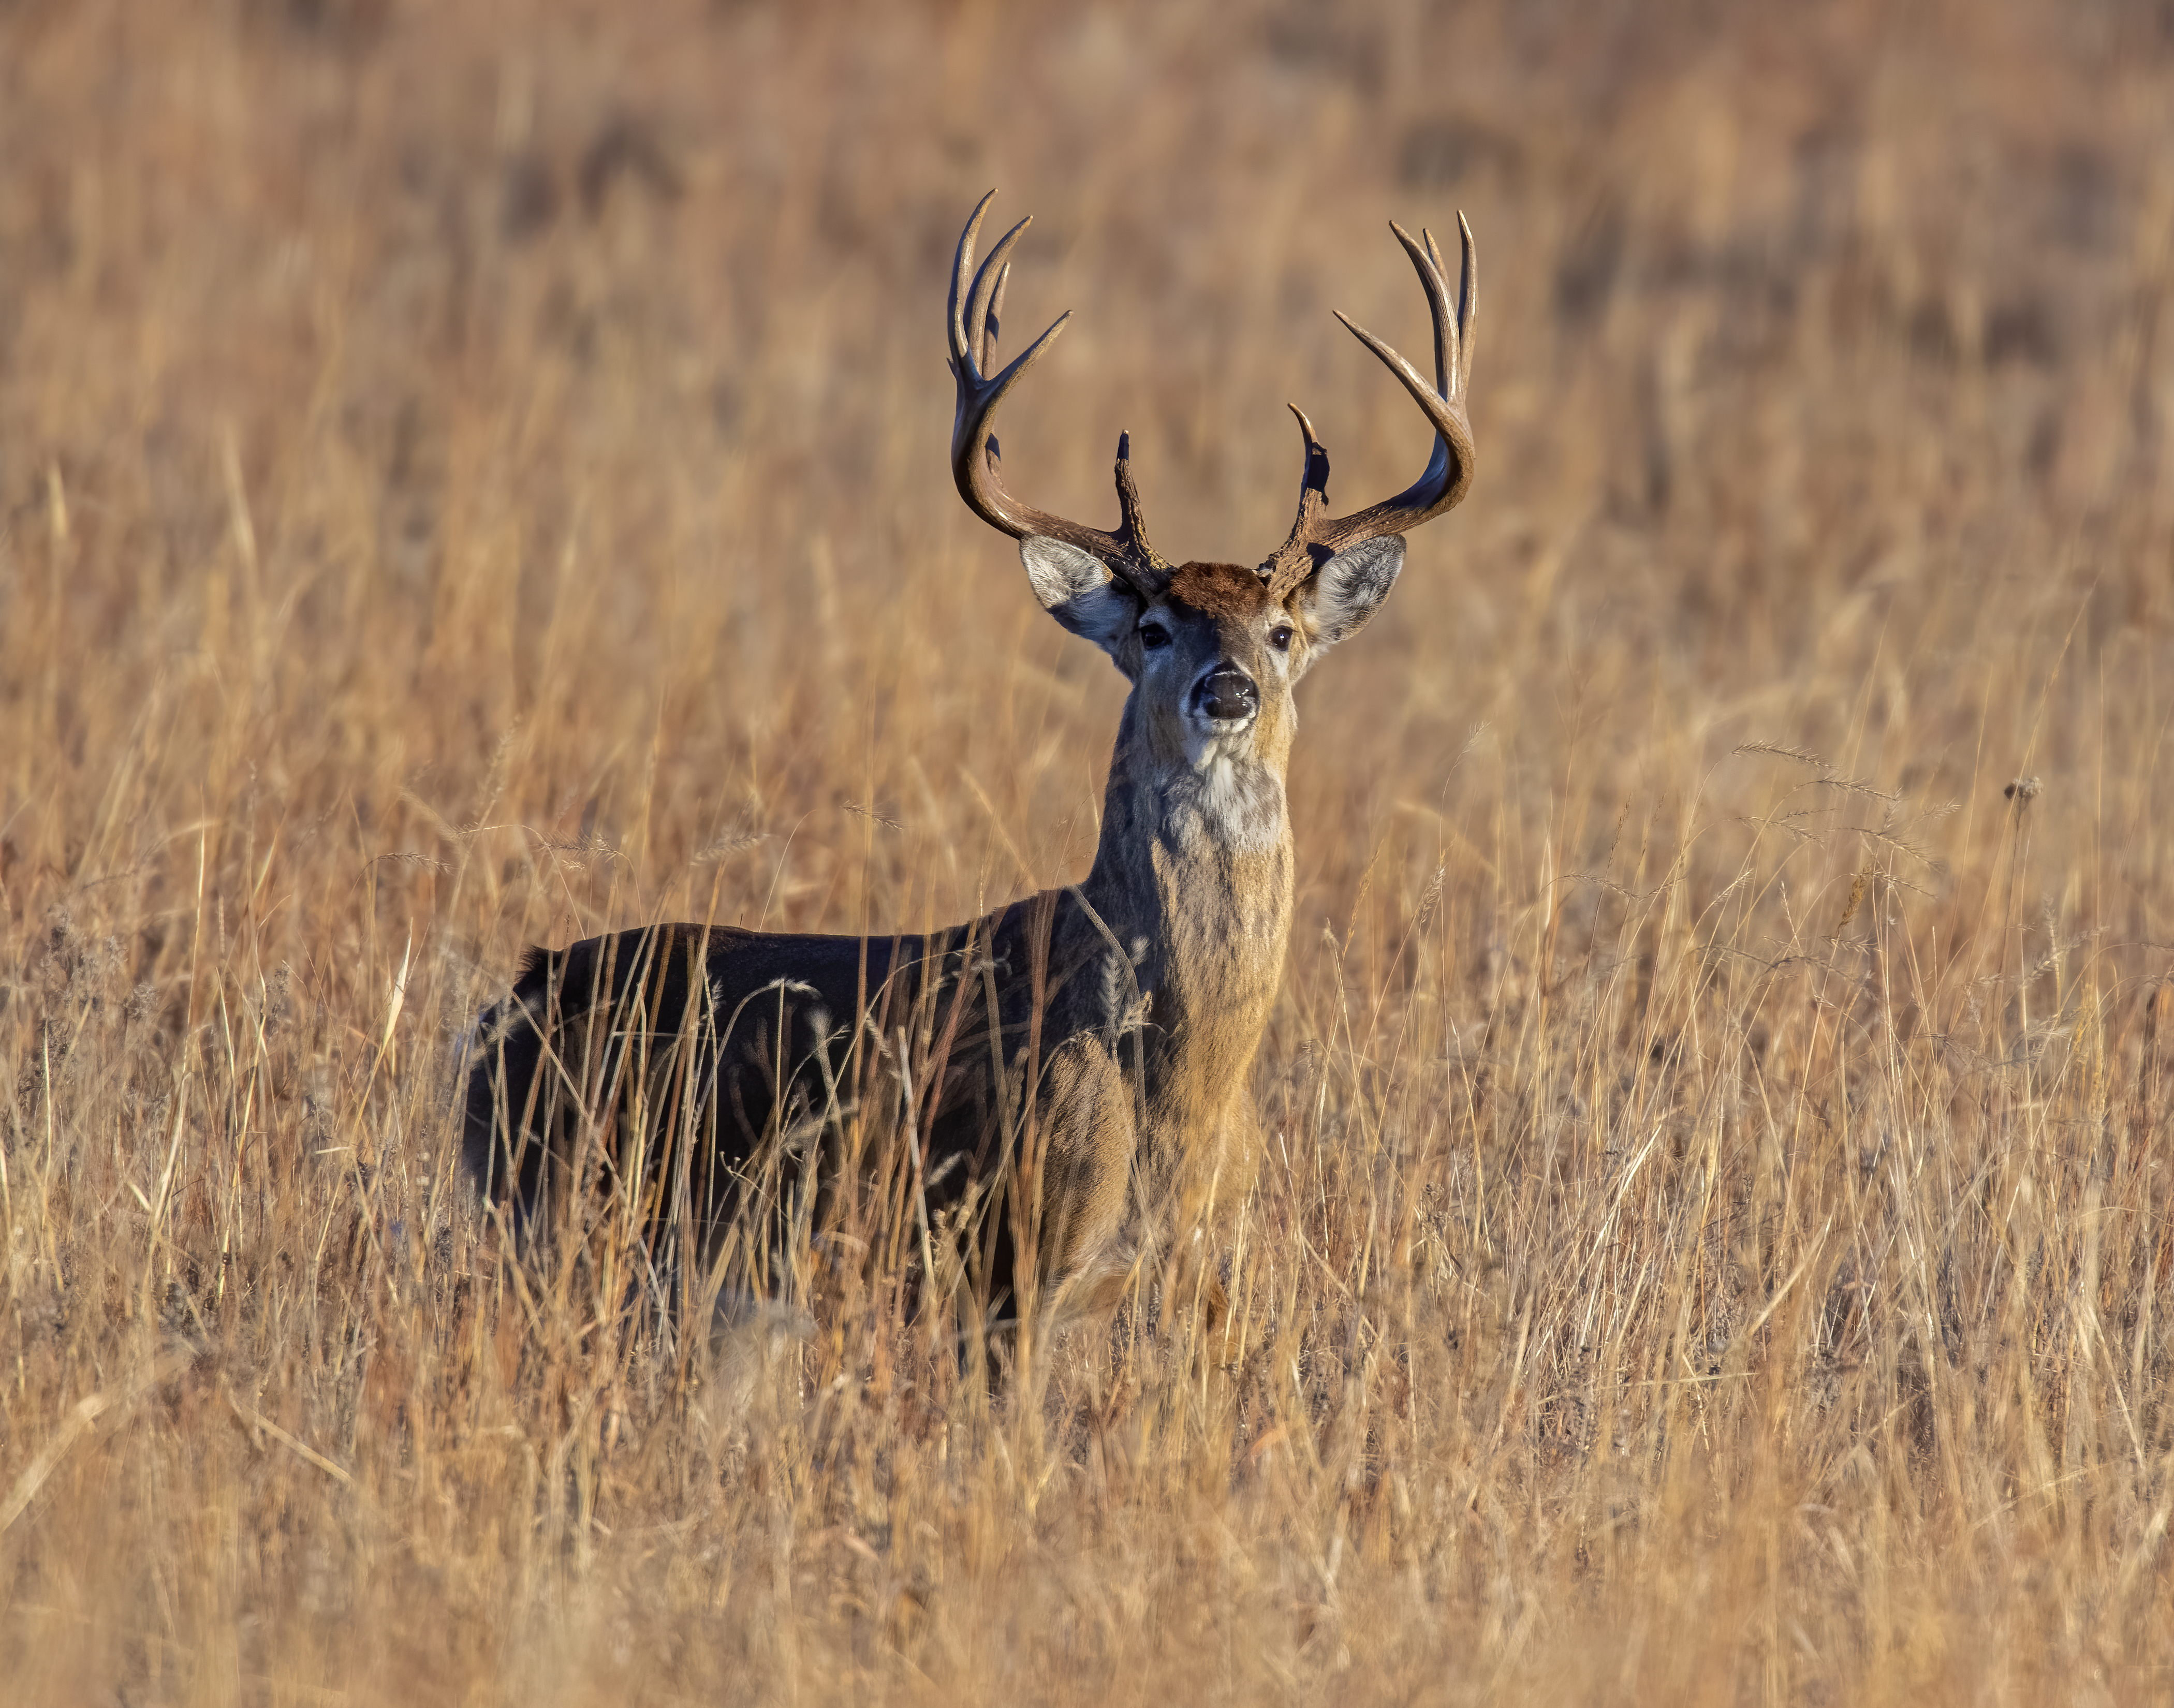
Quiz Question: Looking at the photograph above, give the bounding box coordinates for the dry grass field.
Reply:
[4,0,2173,1700]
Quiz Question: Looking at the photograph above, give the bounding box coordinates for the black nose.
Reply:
[1193,665,1258,722]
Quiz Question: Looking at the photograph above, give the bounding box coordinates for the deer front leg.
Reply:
[1147,1092,1261,1363]
[1029,1033,1138,1323]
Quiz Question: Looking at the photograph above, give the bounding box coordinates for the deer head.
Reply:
[945,192,1477,786]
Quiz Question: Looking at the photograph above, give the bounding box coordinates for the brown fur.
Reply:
[463,552,1371,1330]
[468,222,1455,1331]
[1163,560,1282,617]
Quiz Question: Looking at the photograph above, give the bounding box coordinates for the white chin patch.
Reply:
[1182,714,1255,769]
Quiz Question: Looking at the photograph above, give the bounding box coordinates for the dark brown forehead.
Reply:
[1163,561,1274,617]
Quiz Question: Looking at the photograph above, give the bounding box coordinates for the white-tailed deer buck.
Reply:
[464,192,1477,1328]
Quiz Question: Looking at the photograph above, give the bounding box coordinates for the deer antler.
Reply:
[948,191,1169,599]
[1261,216,1477,598]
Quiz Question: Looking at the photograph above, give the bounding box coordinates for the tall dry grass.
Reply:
[3,0,2172,1700]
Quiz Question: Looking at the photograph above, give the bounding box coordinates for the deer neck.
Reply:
[1075,693,1296,1142]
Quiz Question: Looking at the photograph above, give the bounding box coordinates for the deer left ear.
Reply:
[1290,536,1406,669]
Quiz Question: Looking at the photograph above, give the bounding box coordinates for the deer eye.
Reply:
[1138,621,1171,650]
[1269,624,1295,652]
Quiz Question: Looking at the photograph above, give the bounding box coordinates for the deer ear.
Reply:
[1290,536,1406,669]
[1020,536,1140,662]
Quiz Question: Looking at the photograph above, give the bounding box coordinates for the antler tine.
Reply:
[1453,211,1478,398]
[983,261,1011,375]
[1114,430,1152,541]
[948,189,996,377]
[947,192,1168,597]
[1331,312,1457,498]
[1417,214,1479,400]
[1260,213,1477,595]
[965,216,1031,377]
[949,193,1029,382]
[1260,406,1331,597]
[1399,221,1459,405]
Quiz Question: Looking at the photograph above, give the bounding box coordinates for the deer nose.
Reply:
[1192,665,1258,723]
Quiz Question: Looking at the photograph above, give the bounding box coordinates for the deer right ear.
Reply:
[1020,536,1141,662]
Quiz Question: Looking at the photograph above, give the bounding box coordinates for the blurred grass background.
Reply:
[3,0,2172,1701]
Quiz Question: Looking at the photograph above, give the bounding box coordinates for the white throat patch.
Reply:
[1169,751,1285,853]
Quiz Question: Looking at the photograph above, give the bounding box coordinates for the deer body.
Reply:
[464,195,1477,1323]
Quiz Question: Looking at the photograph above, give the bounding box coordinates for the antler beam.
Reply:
[1261,216,1477,597]
[948,191,1168,598]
